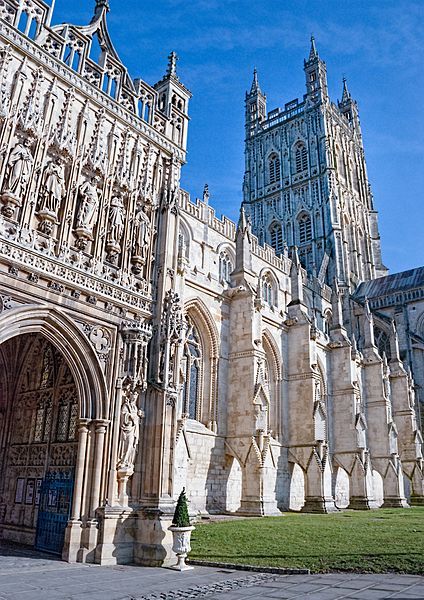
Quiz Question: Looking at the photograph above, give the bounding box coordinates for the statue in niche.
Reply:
[3,138,34,197]
[106,194,125,262]
[40,158,66,216]
[1,139,34,218]
[75,176,101,249]
[117,385,143,471]
[131,203,150,274]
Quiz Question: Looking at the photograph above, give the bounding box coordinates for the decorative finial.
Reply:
[202,184,209,204]
[96,0,110,11]
[167,51,179,78]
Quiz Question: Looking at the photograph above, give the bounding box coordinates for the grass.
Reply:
[190,508,424,574]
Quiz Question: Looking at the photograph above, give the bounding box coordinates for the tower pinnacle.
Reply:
[309,35,318,60]
[166,51,179,79]
[341,76,351,103]
[95,0,110,11]
[251,68,261,93]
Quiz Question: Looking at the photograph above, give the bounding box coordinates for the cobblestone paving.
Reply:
[135,572,278,599]
[0,542,424,599]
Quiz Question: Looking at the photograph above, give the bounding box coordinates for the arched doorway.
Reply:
[0,334,79,555]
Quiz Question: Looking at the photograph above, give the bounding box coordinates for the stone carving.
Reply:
[1,139,34,218]
[131,203,150,274]
[75,176,101,249]
[38,159,66,234]
[159,290,183,387]
[106,194,125,263]
[117,383,144,471]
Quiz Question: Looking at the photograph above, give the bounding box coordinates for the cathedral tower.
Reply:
[242,39,387,289]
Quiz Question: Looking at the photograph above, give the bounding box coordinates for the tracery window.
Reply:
[219,250,233,283]
[298,213,312,244]
[268,153,280,184]
[295,144,308,173]
[262,273,275,306]
[269,222,283,254]
[374,327,391,361]
[182,319,203,420]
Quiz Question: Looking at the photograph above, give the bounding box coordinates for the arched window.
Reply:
[298,213,312,244]
[268,153,280,184]
[219,250,233,284]
[178,223,190,261]
[269,222,283,254]
[295,144,308,173]
[374,327,391,361]
[261,273,275,306]
[181,319,203,420]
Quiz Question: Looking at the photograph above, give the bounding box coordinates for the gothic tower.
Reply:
[242,38,387,290]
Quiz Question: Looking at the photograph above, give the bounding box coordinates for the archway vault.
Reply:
[0,304,108,421]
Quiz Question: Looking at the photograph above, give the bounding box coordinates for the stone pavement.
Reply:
[0,542,423,600]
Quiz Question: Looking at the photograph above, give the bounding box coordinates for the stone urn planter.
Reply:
[168,488,195,571]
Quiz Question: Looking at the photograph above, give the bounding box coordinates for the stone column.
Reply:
[90,420,109,516]
[62,419,90,562]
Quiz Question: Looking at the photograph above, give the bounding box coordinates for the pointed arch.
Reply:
[183,298,220,429]
[0,305,108,421]
[262,329,283,438]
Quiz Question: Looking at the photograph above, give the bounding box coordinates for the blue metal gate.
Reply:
[35,471,74,555]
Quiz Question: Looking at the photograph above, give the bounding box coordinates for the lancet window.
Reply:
[298,213,312,244]
[219,250,233,284]
[181,319,203,420]
[269,222,283,254]
[295,144,308,173]
[268,153,281,184]
[261,272,275,306]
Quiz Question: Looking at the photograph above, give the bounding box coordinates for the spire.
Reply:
[250,68,261,94]
[166,51,179,79]
[309,35,318,61]
[341,76,351,103]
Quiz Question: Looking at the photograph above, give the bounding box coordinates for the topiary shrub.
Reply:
[172,488,191,527]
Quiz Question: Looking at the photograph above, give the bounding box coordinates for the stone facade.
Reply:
[0,0,422,567]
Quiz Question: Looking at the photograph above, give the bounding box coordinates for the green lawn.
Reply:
[190,508,424,574]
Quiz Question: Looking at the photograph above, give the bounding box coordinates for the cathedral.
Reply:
[0,0,423,567]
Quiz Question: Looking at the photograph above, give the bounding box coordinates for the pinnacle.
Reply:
[341,76,351,102]
[167,51,179,78]
[96,0,110,10]
[250,67,261,94]
[309,35,318,60]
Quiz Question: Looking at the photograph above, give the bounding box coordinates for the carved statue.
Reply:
[107,194,125,248]
[76,176,100,232]
[132,204,150,265]
[117,386,143,470]
[40,158,66,215]
[3,139,34,198]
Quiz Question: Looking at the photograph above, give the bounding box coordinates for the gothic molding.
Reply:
[0,304,108,420]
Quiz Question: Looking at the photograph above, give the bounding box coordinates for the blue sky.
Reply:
[52,0,423,274]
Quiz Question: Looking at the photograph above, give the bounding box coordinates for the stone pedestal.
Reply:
[134,507,175,567]
[95,506,136,565]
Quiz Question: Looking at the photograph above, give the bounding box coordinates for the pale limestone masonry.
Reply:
[0,0,422,568]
